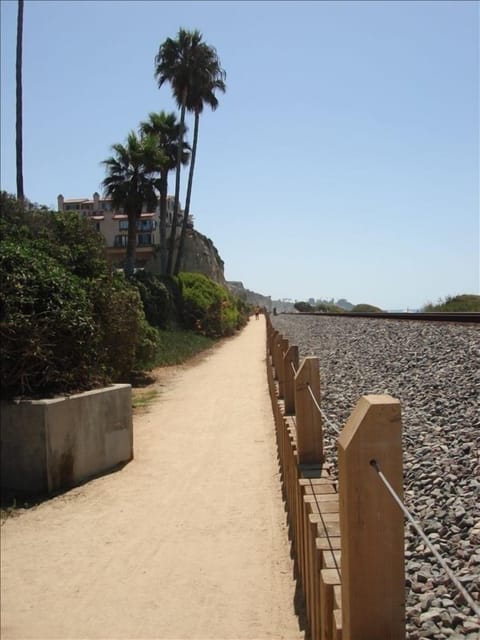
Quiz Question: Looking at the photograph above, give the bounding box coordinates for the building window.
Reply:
[137,233,152,246]
[119,220,129,231]
[114,235,128,248]
[137,219,154,232]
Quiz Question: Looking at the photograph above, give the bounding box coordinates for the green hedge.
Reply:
[0,192,160,399]
[132,270,181,329]
[1,241,99,397]
[177,272,249,337]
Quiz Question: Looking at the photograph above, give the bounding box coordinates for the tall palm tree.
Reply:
[139,111,190,275]
[16,0,24,203]
[154,28,225,275]
[102,132,158,277]
[173,58,226,275]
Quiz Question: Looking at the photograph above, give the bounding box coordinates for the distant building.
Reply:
[57,192,193,267]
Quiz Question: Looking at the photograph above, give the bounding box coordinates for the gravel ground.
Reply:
[272,314,480,639]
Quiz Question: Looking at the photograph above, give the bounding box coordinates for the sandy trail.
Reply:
[1,317,303,640]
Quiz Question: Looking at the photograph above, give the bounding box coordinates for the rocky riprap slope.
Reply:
[271,314,480,639]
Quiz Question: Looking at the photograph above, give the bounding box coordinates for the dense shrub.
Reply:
[0,191,106,279]
[0,193,159,399]
[88,272,160,380]
[294,301,315,312]
[36,213,107,279]
[177,272,248,338]
[315,302,343,313]
[294,301,343,313]
[132,270,181,329]
[232,295,251,330]
[422,294,480,312]
[351,304,383,313]
[0,241,100,397]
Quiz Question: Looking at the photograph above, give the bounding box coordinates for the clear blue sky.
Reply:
[1,0,478,310]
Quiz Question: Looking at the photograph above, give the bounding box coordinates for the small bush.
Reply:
[135,318,162,371]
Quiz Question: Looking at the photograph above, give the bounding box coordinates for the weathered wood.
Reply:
[310,513,341,538]
[303,492,339,636]
[294,357,323,464]
[321,568,341,640]
[338,395,405,640]
[332,609,342,640]
[306,502,339,639]
[334,585,342,610]
[283,345,299,415]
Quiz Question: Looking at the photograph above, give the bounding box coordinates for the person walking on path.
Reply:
[1,316,303,640]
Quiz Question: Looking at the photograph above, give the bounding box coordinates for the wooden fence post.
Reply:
[265,315,272,353]
[277,337,289,399]
[270,330,279,377]
[283,345,299,415]
[294,357,323,464]
[338,394,405,640]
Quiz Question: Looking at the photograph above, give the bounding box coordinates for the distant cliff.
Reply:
[145,233,295,312]
[227,281,272,308]
[145,229,226,285]
[227,281,295,312]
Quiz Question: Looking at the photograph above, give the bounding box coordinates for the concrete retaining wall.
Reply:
[1,384,133,495]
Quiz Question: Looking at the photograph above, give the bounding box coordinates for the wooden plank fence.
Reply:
[266,315,406,639]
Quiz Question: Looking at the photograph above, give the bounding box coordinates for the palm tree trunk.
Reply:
[174,110,199,276]
[125,212,137,277]
[16,0,24,203]
[166,93,187,275]
[159,172,168,275]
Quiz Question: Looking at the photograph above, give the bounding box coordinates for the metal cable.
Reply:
[288,357,341,435]
[287,357,341,571]
[311,485,341,576]
[370,460,480,619]
[307,383,341,434]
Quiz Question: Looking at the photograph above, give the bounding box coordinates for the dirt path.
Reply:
[0,317,303,640]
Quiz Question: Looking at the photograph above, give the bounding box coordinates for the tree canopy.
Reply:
[102,132,159,277]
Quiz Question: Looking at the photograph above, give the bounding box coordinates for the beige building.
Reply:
[57,192,190,266]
